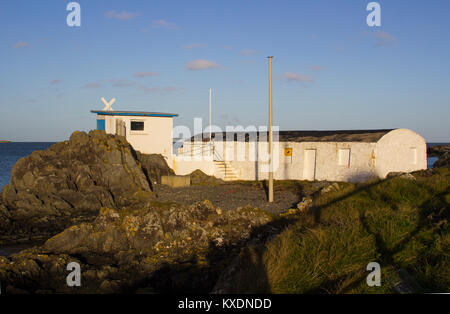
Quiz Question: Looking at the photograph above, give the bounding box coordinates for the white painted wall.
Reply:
[100,114,174,163]
[173,129,427,182]
[172,157,215,176]
[218,141,377,182]
[375,128,427,178]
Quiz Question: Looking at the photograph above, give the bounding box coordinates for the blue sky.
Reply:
[0,0,449,142]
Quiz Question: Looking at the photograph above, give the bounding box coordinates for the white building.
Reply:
[90,106,427,183]
[174,129,427,182]
[91,110,178,163]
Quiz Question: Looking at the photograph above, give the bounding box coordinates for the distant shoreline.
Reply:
[0,140,11,143]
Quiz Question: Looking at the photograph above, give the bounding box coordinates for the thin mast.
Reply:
[268,56,273,203]
[209,88,212,140]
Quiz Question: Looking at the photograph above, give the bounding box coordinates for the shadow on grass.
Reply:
[135,178,391,293]
[195,172,447,294]
[311,178,386,226]
[358,187,449,292]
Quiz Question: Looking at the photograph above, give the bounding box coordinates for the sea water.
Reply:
[0,142,55,190]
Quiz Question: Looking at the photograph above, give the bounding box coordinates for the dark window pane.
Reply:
[131,121,144,131]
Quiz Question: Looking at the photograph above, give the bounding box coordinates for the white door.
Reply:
[304,149,316,180]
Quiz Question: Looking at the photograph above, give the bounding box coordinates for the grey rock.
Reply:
[389,268,422,294]
[0,200,273,294]
[136,152,174,185]
[296,196,313,212]
[0,130,153,241]
[386,172,416,180]
[187,169,223,186]
[427,145,450,157]
[434,152,450,168]
[320,182,341,194]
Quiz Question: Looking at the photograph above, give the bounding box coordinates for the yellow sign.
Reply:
[284,148,292,156]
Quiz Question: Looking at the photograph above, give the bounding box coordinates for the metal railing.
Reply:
[176,140,227,162]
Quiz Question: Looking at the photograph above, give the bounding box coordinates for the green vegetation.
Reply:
[228,167,449,293]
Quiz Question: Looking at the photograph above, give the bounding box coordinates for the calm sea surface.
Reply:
[0,142,448,191]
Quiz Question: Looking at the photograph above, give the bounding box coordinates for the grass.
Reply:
[228,167,450,293]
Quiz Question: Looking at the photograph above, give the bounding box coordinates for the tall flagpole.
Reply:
[209,88,212,140]
[268,56,274,203]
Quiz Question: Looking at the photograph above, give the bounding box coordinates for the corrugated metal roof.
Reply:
[190,129,395,143]
[91,110,178,117]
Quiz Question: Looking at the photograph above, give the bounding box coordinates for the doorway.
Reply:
[115,119,126,137]
[304,149,316,180]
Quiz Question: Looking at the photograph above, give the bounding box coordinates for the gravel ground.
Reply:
[153,182,304,214]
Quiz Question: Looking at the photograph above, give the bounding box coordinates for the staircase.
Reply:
[214,161,239,181]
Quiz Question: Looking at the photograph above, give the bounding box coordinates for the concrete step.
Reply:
[213,161,239,181]
[215,165,235,169]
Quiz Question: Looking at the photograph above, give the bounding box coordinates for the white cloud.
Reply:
[138,85,183,93]
[241,49,258,55]
[281,72,314,83]
[111,79,136,87]
[310,65,325,71]
[105,10,139,20]
[375,31,397,46]
[13,41,29,48]
[186,59,222,71]
[162,86,183,93]
[83,83,102,89]
[133,72,160,78]
[183,43,207,50]
[50,79,64,85]
[138,86,159,93]
[152,19,179,30]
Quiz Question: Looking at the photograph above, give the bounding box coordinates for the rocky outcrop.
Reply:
[281,182,345,216]
[0,200,273,294]
[427,145,450,168]
[0,130,279,294]
[386,172,416,180]
[427,145,450,157]
[0,130,152,242]
[0,201,11,231]
[434,152,450,168]
[188,169,224,185]
[136,152,174,185]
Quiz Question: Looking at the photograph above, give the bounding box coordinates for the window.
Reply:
[131,121,144,131]
[338,148,351,167]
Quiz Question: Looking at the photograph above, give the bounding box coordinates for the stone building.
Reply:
[174,129,427,182]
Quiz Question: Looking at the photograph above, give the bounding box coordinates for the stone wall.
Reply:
[173,129,427,182]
